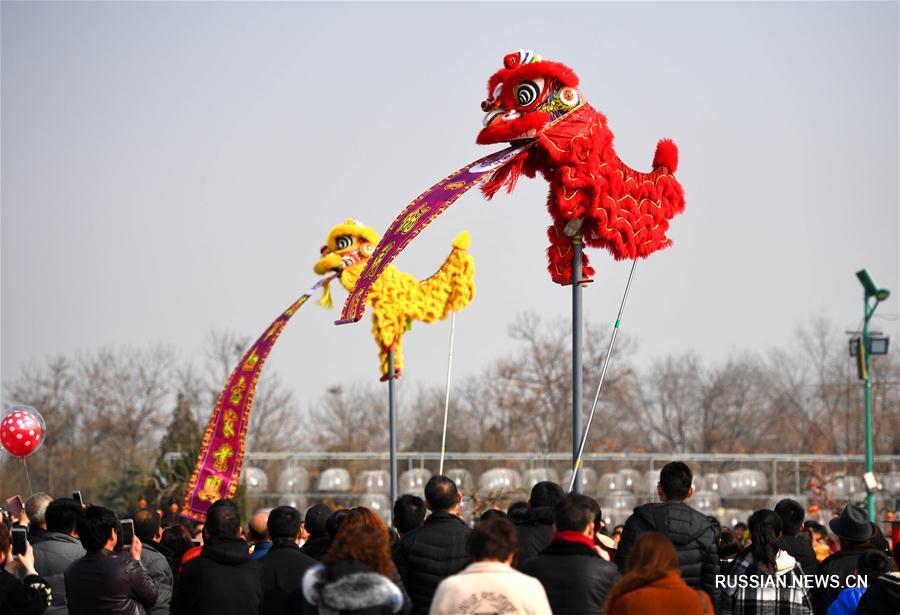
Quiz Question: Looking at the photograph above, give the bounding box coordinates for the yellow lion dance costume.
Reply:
[314,219,475,380]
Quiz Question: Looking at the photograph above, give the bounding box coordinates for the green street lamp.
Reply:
[855,269,891,520]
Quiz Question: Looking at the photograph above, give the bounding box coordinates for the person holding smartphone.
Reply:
[0,520,52,615]
[64,506,157,615]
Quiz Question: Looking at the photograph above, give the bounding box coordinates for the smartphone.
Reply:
[72,491,84,507]
[119,519,134,549]
[11,527,27,556]
[4,495,24,519]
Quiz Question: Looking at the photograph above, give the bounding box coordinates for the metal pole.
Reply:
[863,298,875,520]
[439,313,457,475]
[569,259,638,492]
[572,238,584,493]
[388,351,398,511]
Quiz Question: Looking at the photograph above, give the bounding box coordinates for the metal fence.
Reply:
[208,451,900,530]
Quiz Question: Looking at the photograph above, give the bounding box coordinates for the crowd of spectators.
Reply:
[2,460,898,615]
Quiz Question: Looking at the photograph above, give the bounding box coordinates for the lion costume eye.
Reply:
[335,235,354,251]
[515,78,544,108]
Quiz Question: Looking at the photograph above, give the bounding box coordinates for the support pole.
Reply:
[863,299,875,520]
[570,259,638,492]
[572,238,584,493]
[388,351,398,511]
[439,313,457,475]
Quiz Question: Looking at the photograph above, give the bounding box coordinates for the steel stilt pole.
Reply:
[388,351,398,512]
[572,238,584,493]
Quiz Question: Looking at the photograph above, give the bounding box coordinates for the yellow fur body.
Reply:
[314,219,475,378]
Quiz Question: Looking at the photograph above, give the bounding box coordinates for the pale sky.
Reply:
[2,2,898,409]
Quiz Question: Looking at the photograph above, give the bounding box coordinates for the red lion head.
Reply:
[477,49,583,145]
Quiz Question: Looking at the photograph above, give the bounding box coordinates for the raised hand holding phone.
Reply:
[129,534,142,561]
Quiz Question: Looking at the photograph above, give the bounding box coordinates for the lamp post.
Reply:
[855,269,891,521]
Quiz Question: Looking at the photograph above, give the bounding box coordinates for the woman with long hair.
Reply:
[330,507,411,614]
[302,524,403,615]
[720,509,812,615]
[604,532,712,615]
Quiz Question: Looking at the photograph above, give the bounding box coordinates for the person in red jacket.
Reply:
[605,532,712,615]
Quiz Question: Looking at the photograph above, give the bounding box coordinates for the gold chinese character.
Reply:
[221,409,238,439]
[197,475,223,502]
[212,443,234,472]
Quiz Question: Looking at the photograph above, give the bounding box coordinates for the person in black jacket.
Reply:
[64,505,157,615]
[855,541,900,615]
[260,505,317,615]
[774,498,818,575]
[516,481,565,565]
[393,475,471,615]
[0,520,51,615]
[810,504,883,615]
[299,503,334,562]
[172,499,262,615]
[614,461,718,602]
[520,493,620,614]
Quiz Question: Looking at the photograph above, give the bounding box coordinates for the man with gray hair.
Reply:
[25,492,53,545]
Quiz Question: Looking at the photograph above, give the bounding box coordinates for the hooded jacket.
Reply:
[171,537,262,615]
[393,511,471,615]
[515,507,555,565]
[32,530,85,615]
[721,550,812,615]
[302,560,403,615]
[855,572,900,615]
[520,534,620,614]
[615,502,719,600]
[781,533,819,576]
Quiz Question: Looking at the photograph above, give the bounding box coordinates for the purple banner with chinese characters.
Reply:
[336,143,533,325]
[182,275,335,521]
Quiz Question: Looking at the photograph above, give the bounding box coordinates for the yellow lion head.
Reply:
[313,219,381,303]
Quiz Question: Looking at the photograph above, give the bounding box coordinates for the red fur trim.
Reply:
[481,152,528,199]
[653,139,679,173]
[487,60,579,97]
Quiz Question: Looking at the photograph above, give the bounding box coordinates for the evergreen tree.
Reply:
[147,393,203,511]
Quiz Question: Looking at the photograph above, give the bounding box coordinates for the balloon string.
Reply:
[22,457,34,497]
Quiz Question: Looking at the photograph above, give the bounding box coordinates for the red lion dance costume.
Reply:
[477,50,685,284]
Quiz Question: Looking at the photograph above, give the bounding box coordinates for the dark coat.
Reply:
[27,526,47,546]
[261,538,318,615]
[139,542,173,615]
[64,550,158,615]
[32,530,85,615]
[393,511,471,615]
[515,507,555,565]
[520,538,621,614]
[0,569,51,615]
[781,533,818,576]
[299,535,331,562]
[855,572,900,615]
[171,537,263,615]
[811,542,882,615]
[302,560,403,615]
[615,502,719,601]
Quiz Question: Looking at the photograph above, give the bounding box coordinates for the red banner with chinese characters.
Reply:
[182,276,335,521]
